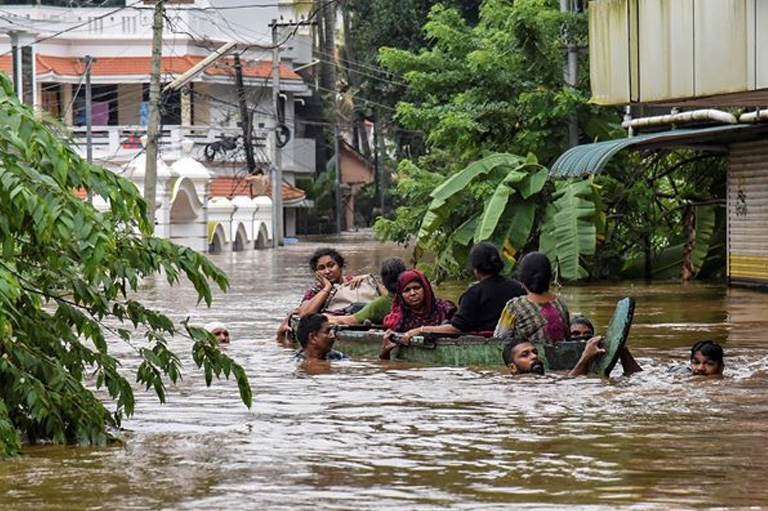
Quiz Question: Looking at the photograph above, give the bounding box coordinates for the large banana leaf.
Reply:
[496,201,537,257]
[474,166,547,243]
[540,180,597,280]
[417,153,529,240]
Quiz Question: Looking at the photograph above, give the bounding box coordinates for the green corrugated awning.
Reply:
[550,124,766,178]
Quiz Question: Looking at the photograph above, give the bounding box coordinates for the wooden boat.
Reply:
[291,297,635,375]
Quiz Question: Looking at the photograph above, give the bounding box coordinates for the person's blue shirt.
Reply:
[293,349,348,361]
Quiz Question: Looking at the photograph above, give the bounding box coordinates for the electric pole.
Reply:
[560,0,579,147]
[234,53,256,174]
[144,0,164,227]
[270,21,284,247]
[334,122,342,234]
[83,55,94,202]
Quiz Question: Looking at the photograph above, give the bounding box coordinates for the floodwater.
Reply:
[2,235,768,510]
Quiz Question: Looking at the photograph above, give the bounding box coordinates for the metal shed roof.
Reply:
[549,124,768,178]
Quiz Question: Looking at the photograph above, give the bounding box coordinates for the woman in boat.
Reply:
[399,242,525,342]
[327,258,407,326]
[295,247,377,317]
[276,248,374,341]
[494,252,570,343]
[383,270,457,334]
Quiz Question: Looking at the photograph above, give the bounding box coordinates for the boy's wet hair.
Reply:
[469,242,504,275]
[380,258,407,295]
[296,313,328,348]
[690,340,724,366]
[309,248,345,271]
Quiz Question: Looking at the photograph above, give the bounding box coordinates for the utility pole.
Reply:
[560,0,579,147]
[144,0,164,227]
[83,55,94,202]
[270,21,284,247]
[234,53,256,174]
[334,122,342,233]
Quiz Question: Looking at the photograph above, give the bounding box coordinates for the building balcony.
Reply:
[67,125,316,175]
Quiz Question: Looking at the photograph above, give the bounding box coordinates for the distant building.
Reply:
[0,0,316,244]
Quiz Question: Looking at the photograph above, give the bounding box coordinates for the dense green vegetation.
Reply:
[368,0,726,282]
[0,76,250,457]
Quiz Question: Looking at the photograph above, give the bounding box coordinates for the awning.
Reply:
[550,124,768,178]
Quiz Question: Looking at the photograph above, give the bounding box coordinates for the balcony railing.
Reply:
[67,125,316,174]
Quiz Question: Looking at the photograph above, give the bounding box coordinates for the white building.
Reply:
[0,0,316,242]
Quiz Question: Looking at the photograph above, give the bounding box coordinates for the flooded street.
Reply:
[2,236,768,510]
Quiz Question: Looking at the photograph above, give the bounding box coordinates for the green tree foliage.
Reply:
[373,0,727,282]
[373,0,608,280]
[0,76,251,457]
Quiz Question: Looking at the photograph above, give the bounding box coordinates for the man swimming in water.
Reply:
[502,336,607,377]
[294,313,348,362]
[681,340,724,376]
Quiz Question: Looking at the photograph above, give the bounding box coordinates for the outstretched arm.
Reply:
[619,347,643,376]
[569,336,606,377]
[400,323,461,344]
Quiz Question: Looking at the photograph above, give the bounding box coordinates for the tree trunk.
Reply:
[341,1,371,158]
[681,205,695,283]
[643,234,652,281]
[320,0,337,98]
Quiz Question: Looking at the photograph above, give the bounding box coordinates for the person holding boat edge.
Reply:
[398,243,525,343]
[379,270,457,359]
[294,314,348,362]
[277,247,377,341]
[571,315,642,376]
[503,337,606,377]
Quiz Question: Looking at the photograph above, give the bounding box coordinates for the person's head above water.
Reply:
[380,257,407,295]
[309,247,345,284]
[502,339,545,375]
[516,252,553,294]
[690,340,724,376]
[296,313,335,353]
[570,316,595,340]
[469,242,505,278]
[204,321,230,343]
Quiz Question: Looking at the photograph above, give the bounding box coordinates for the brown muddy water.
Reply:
[1,236,768,510]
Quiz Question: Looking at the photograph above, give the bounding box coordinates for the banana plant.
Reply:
[539,179,599,280]
[415,153,547,278]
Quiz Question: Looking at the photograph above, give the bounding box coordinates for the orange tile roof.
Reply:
[209,176,305,202]
[0,54,302,81]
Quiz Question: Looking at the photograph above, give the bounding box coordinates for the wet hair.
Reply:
[570,316,594,336]
[469,242,504,276]
[516,252,552,294]
[380,257,407,295]
[501,339,536,366]
[309,248,345,271]
[296,313,328,348]
[690,340,724,367]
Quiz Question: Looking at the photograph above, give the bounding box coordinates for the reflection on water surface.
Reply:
[2,237,767,510]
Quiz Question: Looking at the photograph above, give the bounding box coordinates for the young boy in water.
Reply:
[689,340,725,376]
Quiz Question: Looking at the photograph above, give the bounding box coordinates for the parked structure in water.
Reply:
[552,0,768,288]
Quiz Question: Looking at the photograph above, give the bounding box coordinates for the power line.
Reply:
[0,0,145,58]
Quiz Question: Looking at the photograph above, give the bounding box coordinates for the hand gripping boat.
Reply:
[292,297,635,375]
